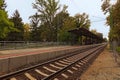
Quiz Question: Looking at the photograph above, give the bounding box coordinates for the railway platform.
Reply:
[0,46,79,59]
[80,46,120,80]
[0,45,84,75]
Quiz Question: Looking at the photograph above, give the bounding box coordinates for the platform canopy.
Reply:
[68,28,103,40]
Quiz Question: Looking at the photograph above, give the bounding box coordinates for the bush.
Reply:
[116,47,120,54]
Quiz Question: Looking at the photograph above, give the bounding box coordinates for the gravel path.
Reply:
[80,47,120,80]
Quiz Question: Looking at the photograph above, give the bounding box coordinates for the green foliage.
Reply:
[111,1,120,41]
[40,25,52,41]
[58,16,76,43]
[116,47,120,53]
[32,0,60,41]
[23,23,30,41]
[0,0,14,39]
[6,10,24,41]
[101,0,110,14]
[29,13,41,41]
[74,13,91,30]
[53,5,69,30]
[101,0,120,42]
[29,0,91,43]
[0,0,6,10]
[59,31,71,42]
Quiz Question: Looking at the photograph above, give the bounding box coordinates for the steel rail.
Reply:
[42,45,106,80]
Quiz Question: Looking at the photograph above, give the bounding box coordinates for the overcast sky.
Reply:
[6,0,113,39]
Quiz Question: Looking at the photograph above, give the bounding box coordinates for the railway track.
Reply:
[0,44,106,80]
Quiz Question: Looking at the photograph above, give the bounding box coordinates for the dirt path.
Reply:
[80,48,120,80]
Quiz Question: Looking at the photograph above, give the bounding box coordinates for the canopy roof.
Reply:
[68,28,103,40]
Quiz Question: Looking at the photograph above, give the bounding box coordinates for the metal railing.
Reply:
[0,41,68,50]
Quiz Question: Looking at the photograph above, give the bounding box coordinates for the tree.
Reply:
[91,29,97,34]
[32,0,60,41]
[52,5,70,41]
[0,0,14,39]
[23,23,30,41]
[40,24,52,41]
[101,0,120,42]
[58,16,76,43]
[29,13,41,41]
[0,0,6,10]
[111,1,120,41]
[53,5,69,30]
[74,13,91,30]
[7,10,24,41]
[101,0,110,14]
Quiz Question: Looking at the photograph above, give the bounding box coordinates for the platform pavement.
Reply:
[0,46,80,59]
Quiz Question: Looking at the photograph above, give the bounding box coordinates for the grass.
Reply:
[116,47,120,55]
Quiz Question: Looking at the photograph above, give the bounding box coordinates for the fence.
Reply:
[0,41,68,50]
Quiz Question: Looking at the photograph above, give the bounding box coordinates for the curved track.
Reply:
[0,43,106,80]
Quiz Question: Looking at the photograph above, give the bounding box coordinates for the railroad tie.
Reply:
[72,67,78,70]
[49,64,62,69]
[62,59,71,63]
[43,66,56,73]
[35,69,49,77]
[10,78,17,80]
[54,78,59,80]
[67,70,73,74]
[61,73,68,78]
[83,59,88,62]
[55,62,67,67]
[81,60,87,64]
[67,57,73,60]
[78,62,84,65]
[59,60,70,65]
[75,64,81,68]
[67,58,73,61]
[24,73,37,80]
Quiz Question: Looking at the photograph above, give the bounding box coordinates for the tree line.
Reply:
[101,0,120,46]
[1,0,103,44]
